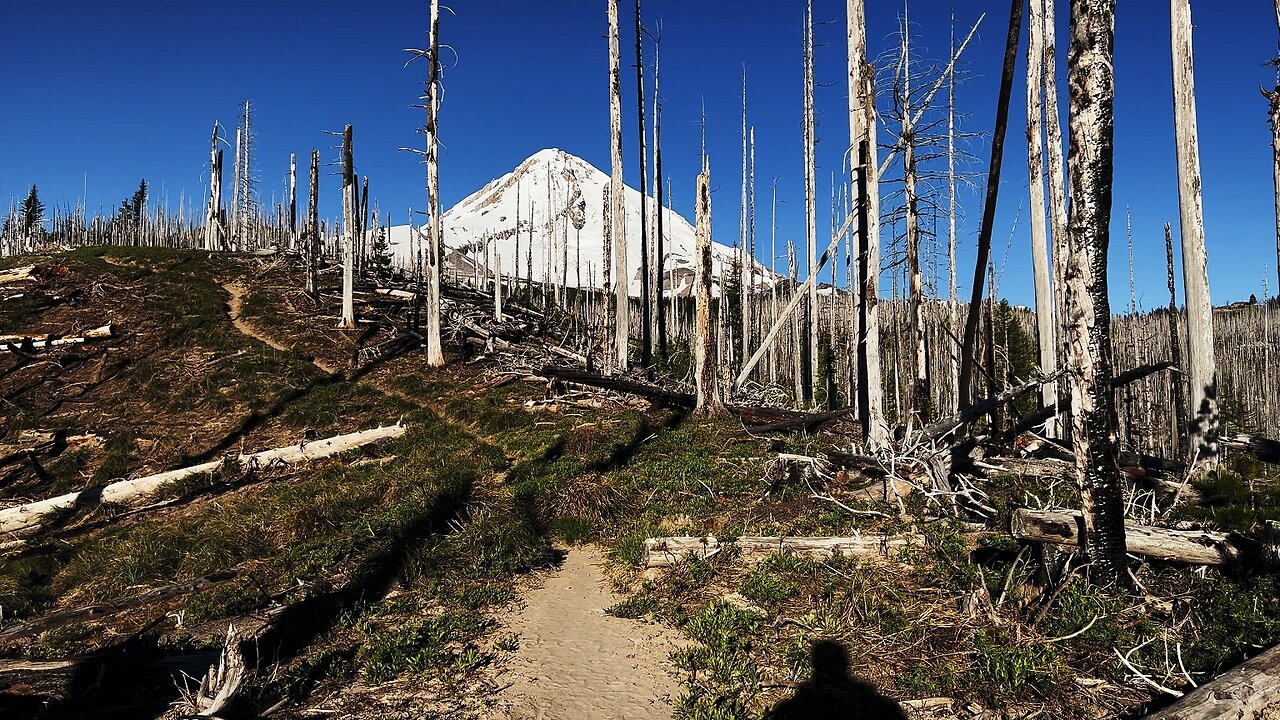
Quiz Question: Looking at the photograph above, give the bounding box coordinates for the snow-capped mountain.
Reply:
[385,148,775,296]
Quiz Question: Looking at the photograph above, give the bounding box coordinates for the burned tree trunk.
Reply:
[958,0,1022,409]
[1171,0,1218,471]
[307,148,320,299]
[1165,222,1190,460]
[424,0,445,366]
[1043,0,1072,439]
[1064,0,1128,589]
[634,0,651,369]
[205,123,223,252]
[608,0,629,373]
[803,0,818,405]
[288,153,297,253]
[847,0,887,446]
[338,125,357,330]
[1026,0,1060,437]
[694,159,721,415]
[899,10,928,423]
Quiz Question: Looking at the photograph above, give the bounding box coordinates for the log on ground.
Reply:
[642,534,924,568]
[0,424,406,536]
[1143,641,1280,719]
[1011,508,1255,566]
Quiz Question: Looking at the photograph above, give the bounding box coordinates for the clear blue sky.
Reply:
[2,0,1277,307]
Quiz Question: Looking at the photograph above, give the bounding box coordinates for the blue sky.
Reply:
[1,0,1277,307]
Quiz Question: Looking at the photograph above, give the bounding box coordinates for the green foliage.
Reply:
[358,612,493,683]
[1040,579,1143,651]
[1185,576,1280,673]
[672,600,765,720]
[607,590,660,619]
[20,184,44,239]
[994,301,1038,415]
[973,630,1061,700]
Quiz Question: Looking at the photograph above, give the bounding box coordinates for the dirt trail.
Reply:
[496,547,680,720]
[223,281,339,373]
[220,283,680,718]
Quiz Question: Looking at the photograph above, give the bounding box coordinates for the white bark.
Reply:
[424,0,445,366]
[608,0,628,372]
[643,534,923,568]
[0,425,406,536]
[695,160,721,414]
[1171,0,1218,469]
[338,125,357,329]
[847,0,886,446]
[0,324,114,352]
[1027,0,1060,437]
[804,0,818,404]
[205,123,222,252]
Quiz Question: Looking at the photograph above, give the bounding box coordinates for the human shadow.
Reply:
[767,640,907,720]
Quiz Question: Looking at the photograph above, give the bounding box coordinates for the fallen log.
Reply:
[1220,434,1280,465]
[1110,361,1176,389]
[736,406,858,435]
[0,265,36,284]
[1010,508,1257,566]
[0,424,405,536]
[540,365,695,407]
[0,324,115,353]
[1143,642,1280,719]
[642,534,924,568]
[925,369,1066,441]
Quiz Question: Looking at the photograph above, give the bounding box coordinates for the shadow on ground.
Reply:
[766,640,906,720]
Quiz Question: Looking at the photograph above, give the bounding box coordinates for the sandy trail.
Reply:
[223,281,340,374]
[496,547,680,720]
[222,283,679,717]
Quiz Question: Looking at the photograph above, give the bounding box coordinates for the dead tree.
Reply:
[847,0,888,445]
[608,0,629,373]
[804,0,818,404]
[1268,0,1280,295]
[634,0,651,369]
[957,0,1022,409]
[1165,222,1189,459]
[424,0,445,366]
[1064,0,1128,589]
[1043,0,1071,421]
[694,157,721,415]
[205,122,223,251]
[1026,0,1060,437]
[896,6,928,421]
[288,153,297,253]
[1171,0,1219,470]
[338,125,357,329]
[653,33,667,363]
[307,149,320,298]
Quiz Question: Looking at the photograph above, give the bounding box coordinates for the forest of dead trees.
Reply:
[5,0,1280,715]
[3,0,1280,616]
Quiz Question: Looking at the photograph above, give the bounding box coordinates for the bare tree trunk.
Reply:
[307,149,319,297]
[804,0,818,405]
[205,123,223,252]
[494,250,503,321]
[741,72,752,376]
[958,0,1022,409]
[1065,0,1128,589]
[1027,0,1060,437]
[288,153,297,253]
[653,38,667,364]
[232,127,242,251]
[424,0,445,366]
[847,0,886,446]
[1043,0,1071,433]
[608,0,629,373]
[338,125,357,329]
[1165,222,1190,460]
[901,10,928,422]
[1171,0,1218,470]
[947,18,960,416]
[1271,0,1280,295]
[634,0,651,370]
[694,158,721,415]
